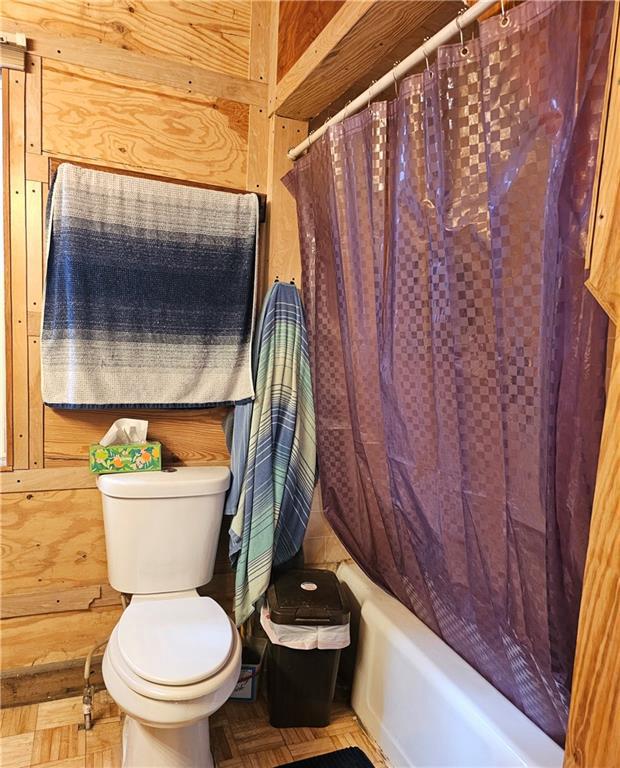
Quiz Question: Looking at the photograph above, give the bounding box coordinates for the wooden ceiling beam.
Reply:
[270,0,462,121]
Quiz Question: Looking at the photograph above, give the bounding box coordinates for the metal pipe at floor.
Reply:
[287,0,499,161]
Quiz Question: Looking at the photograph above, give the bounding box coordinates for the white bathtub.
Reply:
[337,562,564,768]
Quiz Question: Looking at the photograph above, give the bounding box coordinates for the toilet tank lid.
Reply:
[97,466,230,499]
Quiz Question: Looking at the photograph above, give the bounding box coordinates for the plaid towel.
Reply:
[41,163,258,408]
[229,283,317,625]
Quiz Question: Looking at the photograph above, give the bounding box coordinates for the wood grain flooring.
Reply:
[0,691,389,768]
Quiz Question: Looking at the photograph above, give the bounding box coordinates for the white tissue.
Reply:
[100,418,148,446]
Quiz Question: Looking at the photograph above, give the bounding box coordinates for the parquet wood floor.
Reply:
[0,691,389,768]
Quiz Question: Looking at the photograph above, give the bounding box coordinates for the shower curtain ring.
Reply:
[343,100,352,121]
[423,48,432,77]
[321,114,332,143]
[423,38,433,77]
[500,0,510,27]
[367,81,377,111]
[392,63,400,98]
[455,14,468,56]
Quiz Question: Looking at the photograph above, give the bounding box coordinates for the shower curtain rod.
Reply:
[287,0,499,160]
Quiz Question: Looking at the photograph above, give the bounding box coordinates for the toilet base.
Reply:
[122,715,213,768]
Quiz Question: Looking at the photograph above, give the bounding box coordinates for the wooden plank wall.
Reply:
[0,0,271,674]
[0,1,350,689]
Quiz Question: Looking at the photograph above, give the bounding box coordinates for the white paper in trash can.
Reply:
[260,604,350,650]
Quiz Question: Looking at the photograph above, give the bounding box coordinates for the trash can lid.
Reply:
[267,569,350,626]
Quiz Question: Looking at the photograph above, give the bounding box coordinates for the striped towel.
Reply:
[229,282,317,626]
[41,163,258,408]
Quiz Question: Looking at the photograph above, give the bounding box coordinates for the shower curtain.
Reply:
[284,0,611,743]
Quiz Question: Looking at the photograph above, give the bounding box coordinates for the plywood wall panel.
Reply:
[41,61,249,190]
[2,0,252,80]
[1,489,108,595]
[43,408,229,467]
[1,606,122,669]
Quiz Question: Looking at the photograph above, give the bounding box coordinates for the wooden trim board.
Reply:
[0,22,267,108]
[1,656,105,708]
[564,8,620,766]
[1,585,121,620]
[8,69,28,469]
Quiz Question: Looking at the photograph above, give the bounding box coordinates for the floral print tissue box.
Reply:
[89,442,161,474]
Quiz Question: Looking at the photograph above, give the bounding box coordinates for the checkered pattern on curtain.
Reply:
[284,0,611,743]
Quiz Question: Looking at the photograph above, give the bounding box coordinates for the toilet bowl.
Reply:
[102,591,242,767]
[96,467,238,767]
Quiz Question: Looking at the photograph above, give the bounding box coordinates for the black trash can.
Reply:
[264,568,350,728]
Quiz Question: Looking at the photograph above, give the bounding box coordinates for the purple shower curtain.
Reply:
[284,0,611,743]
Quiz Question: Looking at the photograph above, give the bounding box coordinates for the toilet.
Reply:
[97,466,241,768]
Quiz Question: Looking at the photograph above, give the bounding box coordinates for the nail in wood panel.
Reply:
[41,60,249,191]
[44,407,229,467]
[2,0,252,79]
[8,70,29,469]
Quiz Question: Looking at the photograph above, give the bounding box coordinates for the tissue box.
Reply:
[89,442,162,474]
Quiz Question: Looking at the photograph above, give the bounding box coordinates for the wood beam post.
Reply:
[564,7,620,766]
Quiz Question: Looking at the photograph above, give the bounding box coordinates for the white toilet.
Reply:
[97,466,241,768]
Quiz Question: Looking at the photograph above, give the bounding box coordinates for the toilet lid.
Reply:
[117,596,234,686]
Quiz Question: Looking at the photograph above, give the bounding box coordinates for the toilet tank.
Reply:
[97,466,230,595]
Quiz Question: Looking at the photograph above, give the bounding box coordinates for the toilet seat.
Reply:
[108,596,239,702]
[117,595,233,685]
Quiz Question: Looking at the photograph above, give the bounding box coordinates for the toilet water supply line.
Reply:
[82,593,128,730]
[287,0,501,160]
[82,639,108,731]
